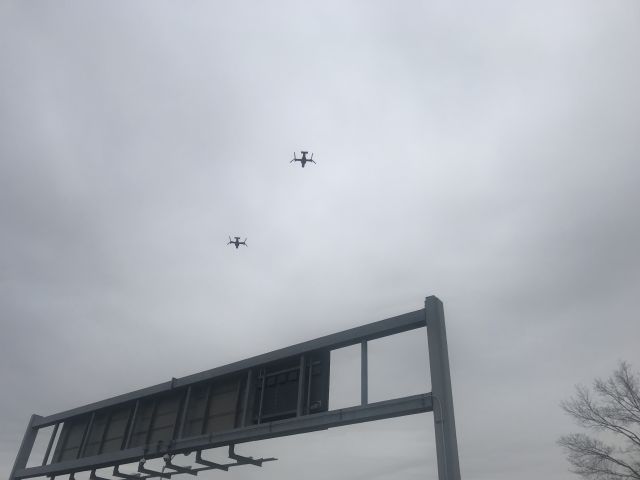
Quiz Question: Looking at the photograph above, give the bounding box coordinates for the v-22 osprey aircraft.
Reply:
[290,151,316,168]
[227,236,247,249]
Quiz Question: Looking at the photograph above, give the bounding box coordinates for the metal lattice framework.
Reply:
[10,296,461,480]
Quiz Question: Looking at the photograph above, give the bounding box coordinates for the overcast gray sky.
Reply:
[1,1,639,479]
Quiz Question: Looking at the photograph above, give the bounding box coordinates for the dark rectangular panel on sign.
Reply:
[253,351,330,423]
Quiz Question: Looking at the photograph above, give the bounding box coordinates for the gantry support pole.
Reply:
[426,296,461,480]
[9,414,42,480]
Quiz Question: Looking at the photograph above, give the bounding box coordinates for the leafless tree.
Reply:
[559,362,640,480]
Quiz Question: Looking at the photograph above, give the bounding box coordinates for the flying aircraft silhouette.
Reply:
[227,236,247,249]
[290,151,316,168]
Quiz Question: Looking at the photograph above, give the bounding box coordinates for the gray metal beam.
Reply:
[42,422,59,466]
[176,386,192,440]
[14,394,433,480]
[240,370,253,428]
[9,414,42,480]
[426,296,461,480]
[34,308,425,428]
[123,400,139,450]
[296,355,306,417]
[361,341,368,405]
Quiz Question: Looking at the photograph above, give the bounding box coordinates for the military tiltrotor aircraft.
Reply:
[227,236,247,249]
[291,151,316,168]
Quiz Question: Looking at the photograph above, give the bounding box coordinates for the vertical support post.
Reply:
[42,422,59,466]
[240,369,253,427]
[98,411,113,455]
[78,412,95,459]
[256,368,266,424]
[53,420,69,464]
[296,355,306,417]
[123,400,140,449]
[305,360,313,413]
[9,414,42,480]
[176,386,192,440]
[361,341,368,405]
[426,296,461,480]
[144,400,159,446]
[201,384,214,434]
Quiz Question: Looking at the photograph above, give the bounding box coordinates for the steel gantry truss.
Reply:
[10,296,461,480]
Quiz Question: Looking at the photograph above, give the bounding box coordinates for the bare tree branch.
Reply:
[595,365,640,426]
[561,379,640,448]
[559,363,640,480]
[558,434,640,479]
[617,363,640,414]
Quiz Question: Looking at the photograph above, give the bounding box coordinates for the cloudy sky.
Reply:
[1,1,639,479]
